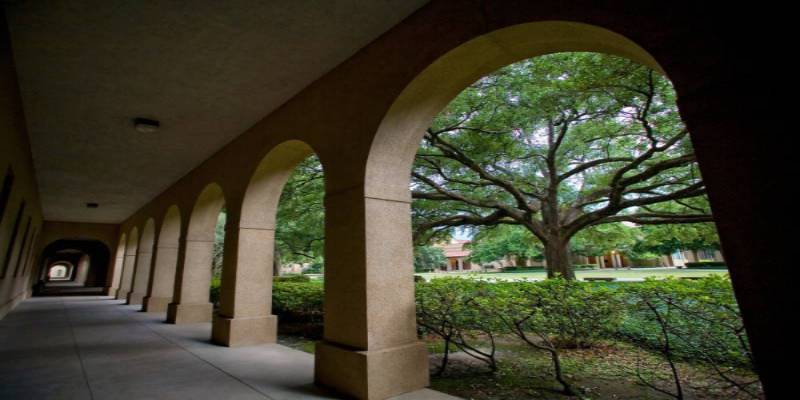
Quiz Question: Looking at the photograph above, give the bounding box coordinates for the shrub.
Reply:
[618,276,758,398]
[210,277,222,308]
[572,264,598,270]
[685,261,726,269]
[272,281,324,324]
[483,279,621,395]
[500,266,545,272]
[274,274,311,283]
[416,278,500,374]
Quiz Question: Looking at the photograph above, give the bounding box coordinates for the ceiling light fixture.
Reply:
[133,117,160,133]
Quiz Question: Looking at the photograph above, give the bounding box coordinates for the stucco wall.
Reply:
[0,8,43,319]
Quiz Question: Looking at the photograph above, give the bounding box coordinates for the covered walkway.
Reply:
[0,296,454,400]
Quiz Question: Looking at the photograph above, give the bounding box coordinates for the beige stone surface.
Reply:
[166,302,213,324]
[141,295,171,313]
[316,341,429,400]
[211,314,277,347]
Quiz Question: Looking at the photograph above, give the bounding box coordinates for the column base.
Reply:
[115,288,129,300]
[166,302,213,324]
[211,314,277,347]
[315,340,429,400]
[127,291,146,305]
[142,296,171,313]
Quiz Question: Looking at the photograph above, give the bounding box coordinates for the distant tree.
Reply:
[275,156,325,272]
[413,245,447,272]
[467,225,543,267]
[212,210,226,280]
[412,53,712,279]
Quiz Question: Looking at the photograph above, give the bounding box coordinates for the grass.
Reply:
[418,267,728,282]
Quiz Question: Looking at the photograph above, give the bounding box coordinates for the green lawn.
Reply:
[418,267,727,282]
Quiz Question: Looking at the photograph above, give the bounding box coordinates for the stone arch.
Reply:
[167,183,225,324]
[317,21,677,399]
[127,218,155,305]
[365,21,662,202]
[115,226,138,300]
[212,140,317,346]
[143,205,181,312]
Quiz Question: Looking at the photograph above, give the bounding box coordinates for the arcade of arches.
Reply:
[0,2,786,399]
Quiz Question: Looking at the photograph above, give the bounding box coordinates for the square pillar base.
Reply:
[211,314,278,347]
[127,291,145,305]
[166,302,213,324]
[315,340,429,400]
[142,296,171,313]
[115,288,129,301]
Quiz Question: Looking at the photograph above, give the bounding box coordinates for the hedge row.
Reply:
[264,276,757,397]
[685,261,727,269]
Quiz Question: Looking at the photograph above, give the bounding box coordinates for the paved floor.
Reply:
[0,296,458,400]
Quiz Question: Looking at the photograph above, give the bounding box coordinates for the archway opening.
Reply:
[166,183,224,324]
[211,140,324,348]
[400,51,759,399]
[142,205,181,313]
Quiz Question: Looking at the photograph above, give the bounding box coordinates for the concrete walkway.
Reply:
[0,296,458,400]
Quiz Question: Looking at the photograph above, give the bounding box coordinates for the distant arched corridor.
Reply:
[34,239,111,296]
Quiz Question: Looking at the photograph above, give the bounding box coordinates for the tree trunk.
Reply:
[273,246,281,277]
[544,240,575,280]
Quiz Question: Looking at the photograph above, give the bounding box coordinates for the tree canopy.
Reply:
[411,52,712,278]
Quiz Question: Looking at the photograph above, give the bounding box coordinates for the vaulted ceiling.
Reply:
[5,0,429,223]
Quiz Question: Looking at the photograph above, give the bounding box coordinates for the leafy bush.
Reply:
[210,277,222,308]
[500,266,545,272]
[416,278,500,374]
[685,261,726,269]
[572,264,598,270]
[618,276,758,398]
[493,279,624,394]
[272,281,324,324]
[274,274,311,283]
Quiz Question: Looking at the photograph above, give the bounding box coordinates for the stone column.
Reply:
[315,187,428,399]
[127,250,152,305]
[115,253,136,300]
[166,238,214,324]
[106,249,124,295]
[142,243,179,312]
[212,222,277,346]
[74,254,90,286]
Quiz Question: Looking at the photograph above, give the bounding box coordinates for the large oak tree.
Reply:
[411,53,712,279]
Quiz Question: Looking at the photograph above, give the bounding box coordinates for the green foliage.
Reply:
[416,278,500,373]
[413,245,447,272]
[500,266,545,272]
[570,223,639,257]
[412,52,711,277]
[468,225,542,265]
[273,274,311,283]
[685,261,726,269]
[302,261,323,274]
[210,277,221,308]
[212,210,226,280]
[633,222,720,257]
[618,276,757,398]
[275,156,325,265]
[272,281,324,324]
